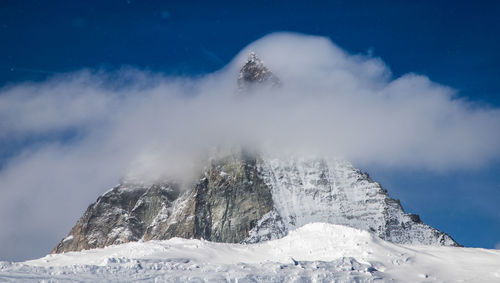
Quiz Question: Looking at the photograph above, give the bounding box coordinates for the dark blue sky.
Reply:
[1,0,499,251]
[2,0,499,106]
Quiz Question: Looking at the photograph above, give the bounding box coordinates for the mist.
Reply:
[1,32,499,261]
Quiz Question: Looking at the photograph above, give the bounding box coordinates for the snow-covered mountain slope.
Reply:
[247,157,457,246]
[2,223,499,282]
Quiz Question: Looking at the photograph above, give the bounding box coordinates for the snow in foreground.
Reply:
[1,223,500,282]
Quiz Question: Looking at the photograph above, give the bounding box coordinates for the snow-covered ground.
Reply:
[1,223,499,282]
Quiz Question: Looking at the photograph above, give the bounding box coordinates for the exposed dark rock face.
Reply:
[145,153,273,242]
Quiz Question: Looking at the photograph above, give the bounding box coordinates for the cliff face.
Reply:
[143,152,274,243]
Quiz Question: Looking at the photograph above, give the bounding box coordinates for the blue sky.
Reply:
[1,0,499,260]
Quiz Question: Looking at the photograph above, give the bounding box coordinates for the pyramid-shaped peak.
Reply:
[238,52,281,92]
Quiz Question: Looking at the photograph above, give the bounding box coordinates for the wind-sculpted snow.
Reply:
[1,224,499,282]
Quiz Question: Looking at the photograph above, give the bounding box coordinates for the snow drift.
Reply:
[2,223,499,282]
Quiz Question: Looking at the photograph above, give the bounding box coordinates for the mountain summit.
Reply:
[53,57,458,254]
[237,52,281,92]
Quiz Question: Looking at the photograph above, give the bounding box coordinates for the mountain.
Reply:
[52,53,458,254]
[4,223,498,282]
[53,152,457,254]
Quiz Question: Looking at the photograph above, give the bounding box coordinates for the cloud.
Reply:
[1,32,500,261]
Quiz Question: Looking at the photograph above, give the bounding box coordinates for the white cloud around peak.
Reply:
[1,32,499,260]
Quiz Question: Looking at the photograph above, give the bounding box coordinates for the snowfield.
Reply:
[1,223,499,282]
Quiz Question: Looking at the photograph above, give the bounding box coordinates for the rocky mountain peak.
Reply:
[237,52,281,92]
